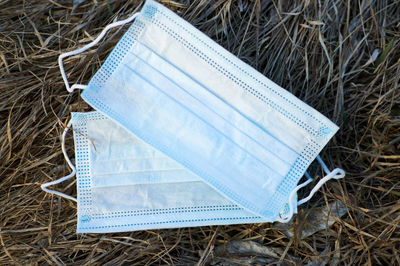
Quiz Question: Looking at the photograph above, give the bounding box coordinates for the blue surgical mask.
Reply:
[56,0,344,226]
[42,112,305,233]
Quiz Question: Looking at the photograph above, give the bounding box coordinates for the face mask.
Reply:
[41,112,305,233]
[58,0,344,222]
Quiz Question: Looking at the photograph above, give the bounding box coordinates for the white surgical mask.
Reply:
[56,0,344,225]
[42,112,305,233]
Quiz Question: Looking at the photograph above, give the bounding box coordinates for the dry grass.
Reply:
[0,0,399,264]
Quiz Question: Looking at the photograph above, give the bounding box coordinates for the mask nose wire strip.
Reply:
[41,120,77,202]
[59,12,141,93]
[276,158,345,223]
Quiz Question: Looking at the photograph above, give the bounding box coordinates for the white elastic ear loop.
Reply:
[316,155,331,175]
[41,120,77,202]
[276,173,313,223]
[297,167,345,206]
[59,12,141,92]
[276,157,345,223]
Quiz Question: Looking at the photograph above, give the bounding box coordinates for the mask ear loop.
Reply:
[41,120,77,202]
[276,155,345,223]
[59,12,141,92]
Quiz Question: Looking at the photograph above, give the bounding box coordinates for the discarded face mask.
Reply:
[41,112,306,233]
[57,0,344,224]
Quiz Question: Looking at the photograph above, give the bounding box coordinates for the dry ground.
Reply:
[0,0,399,265]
